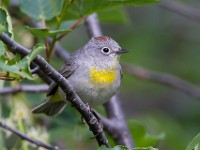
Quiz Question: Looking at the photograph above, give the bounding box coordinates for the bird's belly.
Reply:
[75,83,119,106]
[68,69,120,106]
[78,82,119,106]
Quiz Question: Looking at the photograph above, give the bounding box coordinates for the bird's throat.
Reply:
[89,67,117,85]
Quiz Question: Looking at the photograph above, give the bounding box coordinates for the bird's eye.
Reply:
[101,47,110,54]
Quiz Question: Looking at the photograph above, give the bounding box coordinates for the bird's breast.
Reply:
[67,65,120,105]
[89,66,117,85]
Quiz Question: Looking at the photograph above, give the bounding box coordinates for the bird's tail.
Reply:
[32,101,67,116]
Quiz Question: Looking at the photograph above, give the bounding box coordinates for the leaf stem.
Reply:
[48,1,69,61]
[56,16,86,41]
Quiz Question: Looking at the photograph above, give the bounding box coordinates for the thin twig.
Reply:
[159,0,200,23]
[0,121,60,150]
[85,13,134,148]
[122,63,200,99]
[56,16,86,41]
[0,84,48,95]
[0,32,109,147]
[0,77,15,81]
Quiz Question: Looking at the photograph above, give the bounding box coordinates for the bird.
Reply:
[32,36,127,116]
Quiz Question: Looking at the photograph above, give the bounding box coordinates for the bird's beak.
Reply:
[115,48,128,54]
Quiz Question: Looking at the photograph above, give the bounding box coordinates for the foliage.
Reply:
[18,0,159,21]
[0,6,12,55]
[0,43,45,80]
[127,119,164,147]
[186,132,200,150]
[26,27,71,38]
[18,0,64,21]
[1,0,200,150]
[0,6,13,37]
[0,7,45,80]
[0,92,49,150]
[98,145,158,150]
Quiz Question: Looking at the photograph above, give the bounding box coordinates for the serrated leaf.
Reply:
[98,145,158,150]
[0,55,32,80]
[19,0,64,21]
[0,6,13,38]
[64,0,159,20]
[26,27,71,38]
[128,119,164,147]
[0,43,45,80]
[98,8,128,24]
[186,132,200,150]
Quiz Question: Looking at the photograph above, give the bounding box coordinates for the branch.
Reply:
[122,63,200,99]
[85,14,103,38]
[0,32,109,147]
[104,95,134,147]
[159,0,200,23]
[85,14,134,148]
[0,121,60,150]
[0,84,48,95]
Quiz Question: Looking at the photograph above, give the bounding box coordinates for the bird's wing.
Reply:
[46,58,77,96]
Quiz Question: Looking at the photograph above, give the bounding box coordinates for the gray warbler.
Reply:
[32,36,127,116]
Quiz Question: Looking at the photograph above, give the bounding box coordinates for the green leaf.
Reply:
[64,0,159,20]
[132,147,159,150]
[98,145,129,150]
[0,54,32,80]
[60,20,77,30]
[0,6,13,38]
[26,27,71,38]
[28,43,45,61]
[128,119,164,147]
[18,0,64,21]
[98,8,128,24]
[98,145,158,150]
[0,43,45,80]
[186,132,200,150]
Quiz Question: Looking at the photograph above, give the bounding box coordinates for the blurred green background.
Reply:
[1,0,200,150]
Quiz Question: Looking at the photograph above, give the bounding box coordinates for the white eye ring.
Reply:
[101,47,110,54]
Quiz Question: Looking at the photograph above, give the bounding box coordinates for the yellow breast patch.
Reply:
[89,67,117,84]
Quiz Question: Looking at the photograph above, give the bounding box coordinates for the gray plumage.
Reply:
[32,36,127,116]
